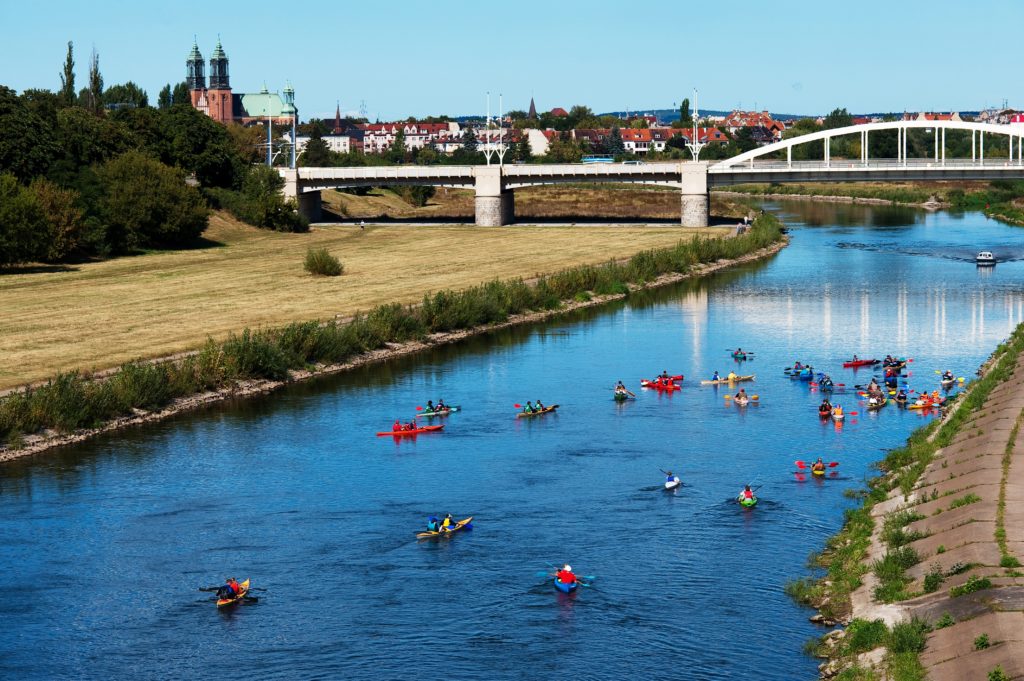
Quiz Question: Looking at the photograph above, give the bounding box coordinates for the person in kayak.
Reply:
[727,370,738,381]
[896,389,908,403]
[616,380,627,391]
[217,577,241,600]
[425,400,435,413]
[535,399,545,411]
[736,388,747,399]
[812,458,826,474]
[793,361,803,370]
[739,485,755,501]
[555,564,577,585]
[441,514,455,530]
[867,377,879,392]
[393,420,402,431]
[942,370,954,382]
[711,371,721,381]
[523,401,535,413]
[436,398,447,410]
[852,354,859,362]
[832,404,844,418]
[426,516,440,532]
[819,399,832,416]
[404,421,418,431]
[665,470,676,482]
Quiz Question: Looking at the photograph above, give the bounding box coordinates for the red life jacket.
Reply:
[556,570,576,584]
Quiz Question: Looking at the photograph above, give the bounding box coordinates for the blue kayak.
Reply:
[554,577,578,593]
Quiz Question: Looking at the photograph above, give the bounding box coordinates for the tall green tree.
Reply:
[28,178,85,261]
[679,98,692,127]
[388,129,407,163]
[823,107,853,129]
[85,48,103,113]
[159,104,243,188]
[300,125,332,167]
[0,87,58,182]
[96,151,208,251]
[606,126,625,155]
[157,84,172,109]
[59,41,76,107]
[0,173,47,266]
[462,127,478,153]
[104,81,149,109]
[517,135,533,162]
[171,81,190,107]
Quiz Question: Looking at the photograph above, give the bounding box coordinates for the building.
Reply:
[723,110,785,141]
[186,39,297,127]
[902,112,963,123]
[357,121,462,153]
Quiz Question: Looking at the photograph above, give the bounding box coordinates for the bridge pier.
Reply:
[680,161,709,228]
[474,166,514,226]
[296,190,322,223]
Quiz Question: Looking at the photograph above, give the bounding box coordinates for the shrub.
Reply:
[974,634,990,650]
[923,564,945,593]
[999,555,1021,568]
[304,247,343,276]
[949,493,982,509]
[888,618,930,654]
[989,665,1009,681]
[949,575,992,598]
[843,618,889,654]
[936,545,946,554]
[785,577,823,605]
[934,613,955,629]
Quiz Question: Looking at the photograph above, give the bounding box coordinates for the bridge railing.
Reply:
[709,158,1024,172]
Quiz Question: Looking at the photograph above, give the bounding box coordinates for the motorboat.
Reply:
[976,251,996,266]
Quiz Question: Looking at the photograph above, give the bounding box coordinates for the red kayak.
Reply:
[842,358,879,368]
[377,425,444,437]
[641,379,681,391]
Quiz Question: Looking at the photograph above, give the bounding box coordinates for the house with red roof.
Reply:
[723,110,785,142]
[358,121,461,153]
[550,107,569,117]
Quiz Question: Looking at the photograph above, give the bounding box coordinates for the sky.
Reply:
[2,0,1021,122]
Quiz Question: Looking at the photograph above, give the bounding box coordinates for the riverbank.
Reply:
[793,325,1024,680]
[0,216,786,463]
[0,211,738,392]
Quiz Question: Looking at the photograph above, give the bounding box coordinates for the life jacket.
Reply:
[556,570,576,584]
[226,580,240,596]
[743,489,753,499]
[442,517,453,528]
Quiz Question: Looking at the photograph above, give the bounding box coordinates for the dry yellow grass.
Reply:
[0,213,726,389]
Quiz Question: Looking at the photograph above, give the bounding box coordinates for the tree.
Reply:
[606,127,625,155]
[159,104,243,188]
[28,178,84,261]
[104,81,149,109]
[157,84,172,109]
[85,48,103,113]
[630,118,649,129]
[545,138,583,163]
[388,129,407,163]
[55,106,135,168]
[462,127,478,153]
[300,125,332,167]
[517,135,533,162]
[823,107,853,130]
[679,98,692,127]
[96,151,209,251]
[734,126,758,153]
[237,165,307,232]
[226,123,266,165]
[20,89,61,127]
[0,87,58,182]
[171,81,190,107]
[59,41,76,107]
[0,173,47,266]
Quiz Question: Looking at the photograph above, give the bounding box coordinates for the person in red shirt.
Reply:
[555,564,576,584]
[392,420,402,432]
[741,485,754,500]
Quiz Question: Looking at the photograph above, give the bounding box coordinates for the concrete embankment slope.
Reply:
[856,351,1024,679]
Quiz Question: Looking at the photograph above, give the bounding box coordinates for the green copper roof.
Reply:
[188,42,203,62]
[211,39,226,60]
[240,91,296,117]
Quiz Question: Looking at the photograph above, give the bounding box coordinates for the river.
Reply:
[2,202,1023,680]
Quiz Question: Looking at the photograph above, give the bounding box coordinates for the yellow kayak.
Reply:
[416,517,473,539]
[701,375,755,385]
[216,579,249,607]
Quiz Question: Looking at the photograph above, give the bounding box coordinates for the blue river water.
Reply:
[2,202,1024,680]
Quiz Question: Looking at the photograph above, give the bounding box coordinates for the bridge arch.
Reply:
[711,119,1024,170]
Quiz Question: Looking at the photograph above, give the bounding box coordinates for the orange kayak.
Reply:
[377,425,444,436]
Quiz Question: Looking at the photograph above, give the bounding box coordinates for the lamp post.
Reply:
[685,88,705,162]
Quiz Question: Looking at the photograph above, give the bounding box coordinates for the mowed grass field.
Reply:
[0,212,728,390]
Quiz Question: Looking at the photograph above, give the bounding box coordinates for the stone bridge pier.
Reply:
[679,162,709,228]
[474,166,514,226]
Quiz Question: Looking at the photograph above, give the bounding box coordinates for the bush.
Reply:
[0,172,47,266]
[844,618,889,654]
[989,665,1009,681]
[934,613,955,629]
[304,247,343,276]
[974,634,990,650]
[949,575,992,598]
[949,493,982,509]
[888,618,930,654]
[923,564,945,593]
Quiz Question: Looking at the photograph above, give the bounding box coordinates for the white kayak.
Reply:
[665,476,681,490]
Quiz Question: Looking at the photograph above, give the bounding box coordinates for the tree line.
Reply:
[0,42,304,268]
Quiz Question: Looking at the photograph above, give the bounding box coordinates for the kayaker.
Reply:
[425,400,435,413]
[404,421,417,431]
[436,398,447,410]
[931,390,941,401]
[665,470,675,481]
[852,354,858,362]
[524,401,535,413]
[812,458,826,473]
[793,361,803,370]
[217,577,241,600]
[736,388,747,398]
[727,371,737,381]
[441,514,455,530]
[616,380,627,391]
[740,485,755,500]
[555,564,577,585]
[819,399,832,415]
[942,370,954,381]
[393,420,402,432]
[426,516,440,532]
[711,371,721,381]
[660,370,670,380]
[832,404,843,417]
[896,389,908,403]
[535,399,545,411]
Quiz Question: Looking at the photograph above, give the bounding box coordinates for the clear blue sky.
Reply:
[2,0,1020,121]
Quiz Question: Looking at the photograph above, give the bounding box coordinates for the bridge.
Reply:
[280,120,1024,227]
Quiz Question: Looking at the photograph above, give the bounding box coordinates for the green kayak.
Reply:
[738,496,758,508]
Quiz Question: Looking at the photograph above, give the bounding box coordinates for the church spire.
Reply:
[208,37,230,90]
[186,39,205,91]
[333,100,342,133]
[528,96,537,120]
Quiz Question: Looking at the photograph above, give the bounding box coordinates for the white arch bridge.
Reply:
[280,120,1024,226]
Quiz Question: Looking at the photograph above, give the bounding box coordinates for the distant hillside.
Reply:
[599,108,809,122]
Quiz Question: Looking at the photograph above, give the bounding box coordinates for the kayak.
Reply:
[818,409,831,418]
[416,516,473,539]
[700,374,755,385]
[819,382,835,392]
[732,352,748,360]
[517,405,559,418]
[908,401,940,411]
[665,476,681,490]
[733,397,750,407]
[867,397,888,411]
[842,358,879,368]
[613,392,635,402]
[216,578,250,608]
[418,406,461,418]
[812,468,826,477]
[737,496,758,508]
[554,577,578,594]
[377,425,445,436]
[940,378,955,390]
[832,412,845,422]
[641,379,681,391]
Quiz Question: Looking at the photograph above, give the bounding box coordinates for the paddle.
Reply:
[795,460,840,469]
[416,406,424,411]
[724,394,759,400]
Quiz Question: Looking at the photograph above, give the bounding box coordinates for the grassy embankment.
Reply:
[724,181,1024,226]
[787,323,1024,681]
[0,213,783,449]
